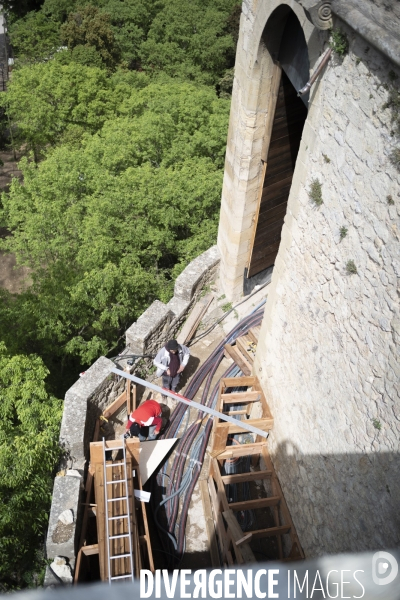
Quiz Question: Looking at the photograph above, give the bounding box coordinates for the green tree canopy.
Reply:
[139,0,239,85]
[8,11,60,63]
[1,77,229,363]
[0,61,144,155]
[0,343,62,589]
[60,4,120,68]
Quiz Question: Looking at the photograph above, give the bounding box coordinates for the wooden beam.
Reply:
[222,510,256,564]
[103,390,128,419]
[248,327,260,344]
[221,376,255,389]
[220,391,260,403]
[208,476,230,562]
[210,422,229,458]
[221,470,272,485]
[217,442,267,460]
[94,463,107,581]
[73,548,83,584]
[224,344,252,376]
[236,336,255,365]
[77,470,94,553]
[248,526,291,539]
[93,418,101,443]
[261,446,304,559]
[137,471,154,573]
[82,544,99,556]
[218,418,273,435]
[229,496,280,511]
[177,294,213,344]
[200,479,221,567]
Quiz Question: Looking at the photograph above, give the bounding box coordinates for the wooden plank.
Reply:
[177,294,213,344]
[246,160,267,273]
[273,506,284,560]
[210,422,229,458]
[217,443,266,460]
[93,418,101,443]
[222,510,256,563]
[248,525,291,539]
[208,476,230,561]
[221,470,272,485]
[261,62,282,161]
[221,391,260,403]
[235,532,253,546]
[82,544,99,556]
[137,470,154,573]
[94,463,107,581]
[78,471,94,553]
[223,409,247,415]
[211,459,230,512]
[127,380,132,415]
[219,418,273,435]
[224,343,252,376]
[200,479,221,567]
[247,328,259,345]
[103,390,128,419]
[73,548,83,584]
[261,446,305,559]
[126,455,139,577]
[229,496,280,511]
[236,336,256,365]
[222,376,255,388]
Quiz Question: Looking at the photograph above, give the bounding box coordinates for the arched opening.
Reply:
[246,8,309,284]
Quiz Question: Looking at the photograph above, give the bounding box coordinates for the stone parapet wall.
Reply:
[253,19,400,556]
[126,245,220,355]
[45,245,220,583]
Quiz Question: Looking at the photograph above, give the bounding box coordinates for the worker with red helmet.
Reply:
[124,399,162,441]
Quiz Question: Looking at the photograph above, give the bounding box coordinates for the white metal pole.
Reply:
[110,368,269,439]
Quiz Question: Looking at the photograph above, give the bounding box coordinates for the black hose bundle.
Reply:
[150,307,265,567]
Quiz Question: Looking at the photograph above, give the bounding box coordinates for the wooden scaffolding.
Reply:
[204,374,304,565]
[74,379,154,583]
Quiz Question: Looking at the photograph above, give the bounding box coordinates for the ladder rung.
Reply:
[105,445,124,450]
[107,479,126,484]
[109,533,130,540]
[108,515,128,520]
[108,497,127,503]
[110,574,133,581]
[110,553,131,559]
[106,462,125,467]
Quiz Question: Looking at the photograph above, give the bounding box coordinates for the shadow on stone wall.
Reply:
[271,440,400,557]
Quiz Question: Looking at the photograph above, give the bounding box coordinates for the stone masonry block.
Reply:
[174,245,220,301]
[125,300,172,354]
[60,357,115,466]
[46,475,81,565]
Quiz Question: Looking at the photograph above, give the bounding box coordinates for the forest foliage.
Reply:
[0,0,240,589]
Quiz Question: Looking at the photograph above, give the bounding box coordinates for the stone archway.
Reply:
[217,1,317,300]
[246,9,309,280]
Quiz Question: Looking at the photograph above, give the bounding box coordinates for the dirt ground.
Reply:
[0,150,31,293]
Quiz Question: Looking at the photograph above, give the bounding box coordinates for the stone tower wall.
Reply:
[253,19,400,556]
[218,0,400,557]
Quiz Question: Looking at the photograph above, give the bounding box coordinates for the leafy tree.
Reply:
[60,4,120,68]
[139,0,240,85]
[1,79,229,363]
[8,11,60,64]
[0,61,126,156]
[94,0,159,67]
[0,343,62,590]
[2,0,45,22]
[41,0,77,22]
